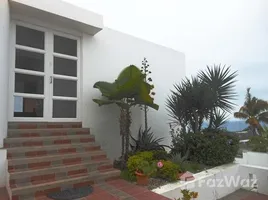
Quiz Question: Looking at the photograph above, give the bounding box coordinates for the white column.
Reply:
[0,0,10,148]
[0,0,10,187]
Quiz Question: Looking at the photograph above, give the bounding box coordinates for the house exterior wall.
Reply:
[82,28,185,160]
[0,0,9,187]
[0,2,185,186]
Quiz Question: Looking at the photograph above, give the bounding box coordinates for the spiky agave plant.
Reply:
[130,127,169,153]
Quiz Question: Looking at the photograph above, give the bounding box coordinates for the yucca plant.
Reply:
[130,127,169,153]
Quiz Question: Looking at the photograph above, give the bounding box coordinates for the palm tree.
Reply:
[167,65,237,133]
[234,88,268,135]
[198,65,237,129]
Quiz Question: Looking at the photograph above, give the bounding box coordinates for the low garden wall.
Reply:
[235,151,268,167]
[153,163,268,200]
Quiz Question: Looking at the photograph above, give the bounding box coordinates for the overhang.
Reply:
[9,0,103,35]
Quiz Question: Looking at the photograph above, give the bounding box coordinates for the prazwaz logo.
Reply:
[187,176,257,188]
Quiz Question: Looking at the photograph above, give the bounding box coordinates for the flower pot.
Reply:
[135,171,149,186]
[177,172,184,180]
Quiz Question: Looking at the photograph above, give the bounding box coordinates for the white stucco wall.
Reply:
[82,28,185,160]
[236,151,268,168]
[154,163,268,200]
[153,164,241,200]
[0,0,9,187]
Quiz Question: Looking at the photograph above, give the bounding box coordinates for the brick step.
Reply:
[7,143,101,159]
[8,122,82,129]
[10,170,120,200]
[9,159,113,186]
[4,135,95,148]
[8,151,107,172]
[7,128,90,138]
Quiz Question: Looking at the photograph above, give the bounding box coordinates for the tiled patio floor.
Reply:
[0,179,170,200]
[220,189,268,200]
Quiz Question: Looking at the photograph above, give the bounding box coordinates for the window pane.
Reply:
[16,49,44,72]
[53,100,76,118]
[54,35,77,56]
[54,57,77,77]
[15,74,44,94]
[16,26,44,49]
[53,79,77,97]
[14,96,43,117]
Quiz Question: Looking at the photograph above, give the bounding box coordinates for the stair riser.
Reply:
[8,122,82,129]
[11,172,120,200]
[8,129,90,138]
[7,145,101,159]
[10,163,113,186]
[8,152,106,172]
[5,137,95,148]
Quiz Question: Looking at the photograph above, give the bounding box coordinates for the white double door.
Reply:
[9,22,81,121]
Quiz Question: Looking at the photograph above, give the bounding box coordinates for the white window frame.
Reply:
[8,20,81,122]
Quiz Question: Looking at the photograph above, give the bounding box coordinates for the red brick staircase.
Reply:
[5,122,120,200]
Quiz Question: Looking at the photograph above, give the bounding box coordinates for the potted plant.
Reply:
[135,161,156,185]
[177,189,198,200]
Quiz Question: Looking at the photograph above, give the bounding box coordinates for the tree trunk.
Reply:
[194,112,199,133]
[120,108,127,168]
[120,108,125,157]
[144,105,148,131]
[125,107,131,158]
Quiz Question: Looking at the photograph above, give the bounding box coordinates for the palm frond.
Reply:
[234,112,248,119]
[198,64,238,113]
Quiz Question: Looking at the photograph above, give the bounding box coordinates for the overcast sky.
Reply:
[64,0,268,118]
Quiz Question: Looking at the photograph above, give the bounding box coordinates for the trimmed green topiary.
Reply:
[157,160,180,181]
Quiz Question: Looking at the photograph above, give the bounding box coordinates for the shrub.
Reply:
[120,169,136,182]
[248,136,268,152]
[127,151,153,174]
[136,160,157,176]
[152,150,170,161]
[171,132,239,166]
[130,127,169,153]
[156,160,180,181]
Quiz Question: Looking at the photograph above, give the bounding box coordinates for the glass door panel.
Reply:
[52,34,78,119]
[13,25,45,118]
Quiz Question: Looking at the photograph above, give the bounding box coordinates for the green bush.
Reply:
[120,169,136,182]
[156,160,180,181]
[152,150,170,160]
[127,151,153,174]
[171,132,239,166]
[248,136,268,152]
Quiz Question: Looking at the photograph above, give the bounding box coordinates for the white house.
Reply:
[0,0,185,199]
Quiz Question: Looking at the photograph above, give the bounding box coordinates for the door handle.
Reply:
[50,76,53,84]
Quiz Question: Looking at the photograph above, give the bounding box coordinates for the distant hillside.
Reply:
[222,121,248,132]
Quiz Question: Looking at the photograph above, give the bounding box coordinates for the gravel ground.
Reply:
[147,178,169,190]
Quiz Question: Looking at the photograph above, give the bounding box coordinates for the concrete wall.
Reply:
[153,164,241,200]
[235,151,268,168]
[239,164,268,195]
[154,164,268,200]
[0,0,10,187]
[82,28,185,160]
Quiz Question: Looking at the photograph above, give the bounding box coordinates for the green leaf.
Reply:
[93,65,159,110]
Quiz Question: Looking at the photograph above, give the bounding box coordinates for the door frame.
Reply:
[8,20,82,122]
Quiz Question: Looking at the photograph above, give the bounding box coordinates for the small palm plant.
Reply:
[93,65,159,166]
[234,88,268,135]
